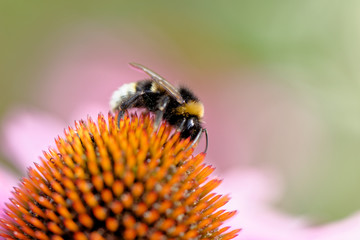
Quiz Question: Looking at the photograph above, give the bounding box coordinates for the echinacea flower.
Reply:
[0,112,240,239]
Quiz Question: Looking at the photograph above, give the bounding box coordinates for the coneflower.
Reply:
[0,113,239,240]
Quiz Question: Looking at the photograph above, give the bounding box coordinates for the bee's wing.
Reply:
[129,63,185,104]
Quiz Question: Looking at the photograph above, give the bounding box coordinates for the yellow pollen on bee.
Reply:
[177,101,204,118]
[150,82,159,92]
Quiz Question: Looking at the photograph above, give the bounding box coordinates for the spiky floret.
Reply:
[0,113,239,240]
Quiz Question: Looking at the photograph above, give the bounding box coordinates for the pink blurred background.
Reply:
[1,1,360,234]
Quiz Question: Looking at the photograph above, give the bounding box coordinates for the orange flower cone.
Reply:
[0,113,239,240]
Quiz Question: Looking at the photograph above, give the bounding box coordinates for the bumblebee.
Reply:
[110,63,208,153]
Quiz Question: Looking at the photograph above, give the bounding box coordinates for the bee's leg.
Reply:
[116,92,143,127]
[187,128,208,154]
[154,95,170,129]
[116,109,126,126]
[177,118,186,132]
[167,118,185,142]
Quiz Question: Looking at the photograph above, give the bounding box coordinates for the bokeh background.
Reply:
[1,0,359,225]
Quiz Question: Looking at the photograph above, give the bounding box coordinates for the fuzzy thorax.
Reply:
[176,101,204,118]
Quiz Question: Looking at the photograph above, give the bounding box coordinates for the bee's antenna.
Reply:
[187,128,208,154]
[202,128,208,154]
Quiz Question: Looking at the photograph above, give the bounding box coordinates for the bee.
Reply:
[110,63,208,153]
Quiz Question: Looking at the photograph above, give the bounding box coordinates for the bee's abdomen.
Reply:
[110,82,137,111]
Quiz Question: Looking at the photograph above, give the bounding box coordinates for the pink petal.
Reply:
[306,212,360,240]
[1,108,65,174]
[217,168,308,239]
[0,167,18,212]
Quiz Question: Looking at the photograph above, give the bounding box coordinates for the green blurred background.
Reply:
[1,1,360,224]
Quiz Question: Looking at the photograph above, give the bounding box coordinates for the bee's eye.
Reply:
[187,118,195,128]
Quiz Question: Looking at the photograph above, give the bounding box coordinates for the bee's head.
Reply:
[181,116,202,140]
